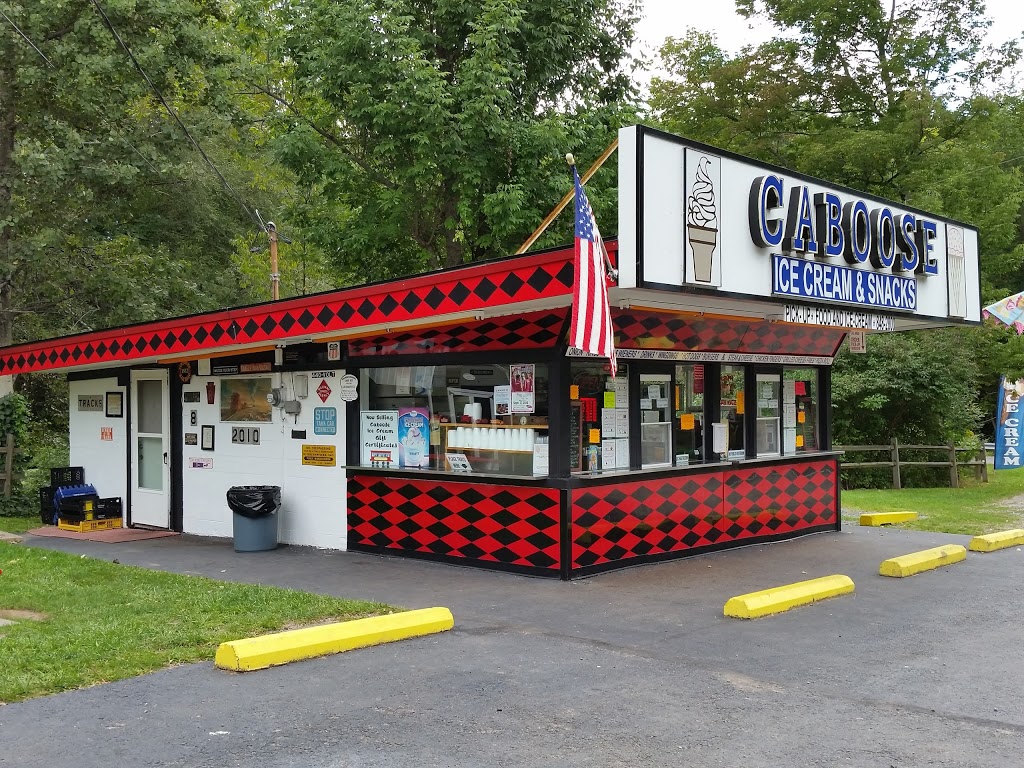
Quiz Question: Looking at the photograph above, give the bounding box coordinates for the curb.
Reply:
[215,607,454,672]
[968,529,1024,553]
[859,511,918,526]
[879,545,966,577]
[723,575,855,619]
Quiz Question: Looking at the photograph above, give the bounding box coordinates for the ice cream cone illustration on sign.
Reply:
[686,152,720,285]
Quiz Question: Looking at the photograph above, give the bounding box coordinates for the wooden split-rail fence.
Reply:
[0,433,16,499]
[835,438,988,489]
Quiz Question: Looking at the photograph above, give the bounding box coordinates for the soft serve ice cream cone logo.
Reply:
[685,152,721,285]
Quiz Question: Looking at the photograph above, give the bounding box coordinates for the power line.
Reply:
[0,9,52,67]
[87,0,265,232]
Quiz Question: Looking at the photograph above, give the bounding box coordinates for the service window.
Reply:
[720,365,745,458]
[673,364,705,465]
[784,368,819,453]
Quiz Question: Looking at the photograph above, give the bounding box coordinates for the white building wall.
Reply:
[68,377,128,507]
[180,371,347,549]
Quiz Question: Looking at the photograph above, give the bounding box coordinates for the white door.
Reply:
[131,370,170,528]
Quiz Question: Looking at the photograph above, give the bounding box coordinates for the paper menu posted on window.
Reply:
[602,408,618,438]
[532,443,550,475]
[784,380,796,399]
[615,438,630,468]
[712,422,728,454]
[603,391,616,408]
[783,404,797,428]
[615,409,629,438]
[612,378,629,404]
[640,398,652,410]
[784,428,797,454]
[601,439,617,470]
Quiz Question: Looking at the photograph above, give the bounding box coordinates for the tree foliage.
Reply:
[236,0,641,279]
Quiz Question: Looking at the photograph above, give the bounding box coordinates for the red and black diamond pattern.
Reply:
[613,311,846,358]
[571,458,837,569]
[347,475,561,571]
[349,309,568,357]
[0,250,576,375]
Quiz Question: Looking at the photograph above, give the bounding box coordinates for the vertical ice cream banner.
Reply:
[994,376,1024,470]
[398,407,430,468]
[684,149,722,287]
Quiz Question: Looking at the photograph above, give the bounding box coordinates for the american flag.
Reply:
[569,167,616,376]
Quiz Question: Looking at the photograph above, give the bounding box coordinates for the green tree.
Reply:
[236,0,641,280]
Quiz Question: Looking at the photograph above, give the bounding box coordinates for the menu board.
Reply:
[569,401,583,472]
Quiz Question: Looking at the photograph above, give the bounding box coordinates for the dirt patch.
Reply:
[0,609,48,621]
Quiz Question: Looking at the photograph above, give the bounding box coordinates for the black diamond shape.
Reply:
[457,488,486,506]
[243,319,259,337]
[368,481,391,496]
[401,293,423,313]
[26,353,37,366]
[427,540,454,554]
[492,509,518,528]
[260,316,278,335]
[525,551,558,568]
[604,489,627,506]
[525,531,557,550]
[427,521,453,538]
[369,498,391,515]
[426,486,454,503]
[396,517,422,534]
[135,337,148,352]
[448,282,471,306]
[604,545,628,560]
[378,294,399,316]
[491,528,521,546]
[458,524,487,542]
[576,511,599,528]
[83,344,95,358]
[394,484,421,501]
[473,278,497,301]
[575,550,600,567]
[397,501,421,516]
[356,299,376,319]
[192,327,208,344]
[148,333,161,349]
[765,517,784,531]
[337,303,356,322]
[497,273,524,297]
[603,526,628,543]
[458,543,487,559]
[209,325,224,342]
[70,346,83,360]
[554,261,574,287]
[525,493,558,511]
[163,332,177,347]
[526,267,554,292]
[681,531,702,546]
[424,287,446,309]
[48,351,59,363]
[525,512,555,530]
[178,329,193,345]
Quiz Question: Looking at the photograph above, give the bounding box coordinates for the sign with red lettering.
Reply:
[316,379,332,403]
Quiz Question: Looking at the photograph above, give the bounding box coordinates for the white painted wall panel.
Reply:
[68,378,128,505]
[180,372,347,549]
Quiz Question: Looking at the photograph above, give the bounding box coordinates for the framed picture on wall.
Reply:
[105,391,124,418]
[220,378,273,422]
[201,425,215,451]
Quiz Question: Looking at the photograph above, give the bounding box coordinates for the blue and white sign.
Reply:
[995,376,1023,470]
[615,126,982,324]
[772,255,917,311]
[313,406,337,435]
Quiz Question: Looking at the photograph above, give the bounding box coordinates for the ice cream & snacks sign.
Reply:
[616,126,979,322]
[749,174,940,311]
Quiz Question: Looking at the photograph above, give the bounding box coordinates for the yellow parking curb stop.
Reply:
[723,575,855,619]
[859,511,918,526]
[215,606,454,672]
[879,545,966,577]
[968,529,1024,552]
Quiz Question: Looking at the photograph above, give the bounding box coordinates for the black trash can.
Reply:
[226,486,281,552]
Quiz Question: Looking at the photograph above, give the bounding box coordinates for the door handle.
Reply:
[163,452,169,465]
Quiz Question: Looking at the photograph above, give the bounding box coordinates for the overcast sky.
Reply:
[634,0,1024,81]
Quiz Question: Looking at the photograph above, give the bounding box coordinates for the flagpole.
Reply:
[514,138,619,256]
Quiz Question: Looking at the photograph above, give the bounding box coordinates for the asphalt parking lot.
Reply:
[1,524,1022,768]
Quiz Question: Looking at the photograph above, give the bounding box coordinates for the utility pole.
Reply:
[267,221,280,300]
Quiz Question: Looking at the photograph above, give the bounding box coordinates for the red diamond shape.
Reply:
[316,379,332,402]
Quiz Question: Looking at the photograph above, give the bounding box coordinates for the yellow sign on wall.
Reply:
[301,444,337,467]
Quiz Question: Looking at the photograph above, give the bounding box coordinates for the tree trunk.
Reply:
[0,39,17,347]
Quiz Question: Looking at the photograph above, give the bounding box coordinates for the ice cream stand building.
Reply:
[2,125,981,578]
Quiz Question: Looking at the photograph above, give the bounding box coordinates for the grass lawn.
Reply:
[842,465,1024,535]
[0,514,41,535]
[0,542,394,703]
